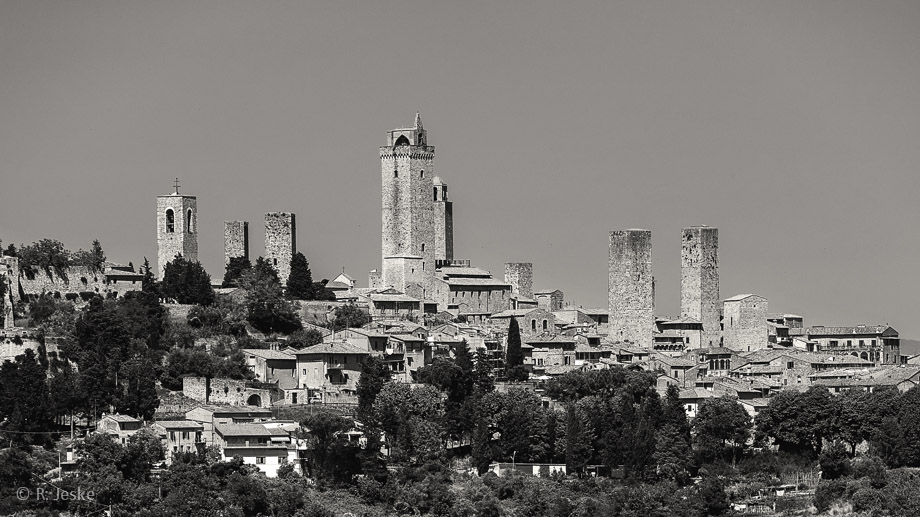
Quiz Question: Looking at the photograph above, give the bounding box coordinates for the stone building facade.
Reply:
[265,212,296,284]
[722,294,768,352]
[224,221,249,265]
[608,230,655,348]
[504,262,534,299]
[156,188,198,279]
[680,226,721,347]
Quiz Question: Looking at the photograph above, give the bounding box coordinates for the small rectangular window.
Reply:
[256,457,265,464]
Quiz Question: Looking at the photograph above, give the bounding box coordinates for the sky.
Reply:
[1,1,919,336]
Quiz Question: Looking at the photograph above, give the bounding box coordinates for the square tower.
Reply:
[381,113,437,291]
[433,176,453,262]
[265,213,296,284]
[608,230,654,348]
[157,187,198,279]
[504,262,533,299]
[681,226,721,347]
[224,221,250,265]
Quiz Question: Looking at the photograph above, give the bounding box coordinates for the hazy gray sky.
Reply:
[2,1,919,336]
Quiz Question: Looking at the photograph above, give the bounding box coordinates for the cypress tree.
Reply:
[505,318,528,381]
[222,256,252,288]
[286,252,314,299]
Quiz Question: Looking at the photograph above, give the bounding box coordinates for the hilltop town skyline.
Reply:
[2,1,920,337]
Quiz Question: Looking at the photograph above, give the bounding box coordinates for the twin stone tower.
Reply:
[609,227,721,348]
[157,115,722,350]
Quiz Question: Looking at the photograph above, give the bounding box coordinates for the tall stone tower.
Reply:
[608,230,654,348]
[265,213,296,285]
[380,113,436,293]
[156,183,198,279]
[433,176,453,262]
[504,262,534,298]
[224,221,249,265]
[681,226,721,347]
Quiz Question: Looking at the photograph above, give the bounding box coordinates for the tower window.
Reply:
[394,170,398,178]
[165,209,175,233]
[421,243,425,252]
[274,258,278,266]
[187,209,194,233]
[420,171,424,178]
[434,187,438,201]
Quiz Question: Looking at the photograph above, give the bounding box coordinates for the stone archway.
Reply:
[247,394,262,407]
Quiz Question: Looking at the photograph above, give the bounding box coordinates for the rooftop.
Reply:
[215,423,290,438]
[242,349,296,361]
[297,341,370,355]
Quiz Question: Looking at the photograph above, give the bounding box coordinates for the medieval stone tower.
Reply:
[265,213,296,285]
[380,113,441,295]
[608,230,655,348]
[224,221,249,265]
[156,184,198,279]
[433,175,454,263]
[681,226,721,347]
[504,262,534,298]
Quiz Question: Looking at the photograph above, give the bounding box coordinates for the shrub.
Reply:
[814,479,847,514]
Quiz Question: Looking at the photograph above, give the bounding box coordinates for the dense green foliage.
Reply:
[240,257,302,334]
[329,302,371,331]
[160,254,216,305]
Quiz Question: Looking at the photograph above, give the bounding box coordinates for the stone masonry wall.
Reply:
[504,262,533,299]
[681,226,721,347]
[224,221,249,265]
[608,230,655,348]
[182,376,272,408]
[265,213,296,285]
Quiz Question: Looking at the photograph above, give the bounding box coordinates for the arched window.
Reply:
[395,135,410,146]
[542,319,548,331]
[165,209,175,233]
[531,319,536,331]
[421,243,425,252]
[187,209,194,233]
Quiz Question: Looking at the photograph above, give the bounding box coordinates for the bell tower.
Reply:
[156,179,198,279]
